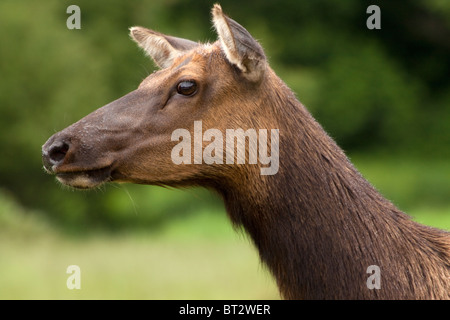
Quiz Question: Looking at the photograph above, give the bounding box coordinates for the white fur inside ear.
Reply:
[212,6,247,72]
[130,27,180,69]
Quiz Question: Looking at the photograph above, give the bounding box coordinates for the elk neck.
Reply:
[212,68,450,299]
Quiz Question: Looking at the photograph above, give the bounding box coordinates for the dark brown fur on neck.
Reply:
[217,68,450,299]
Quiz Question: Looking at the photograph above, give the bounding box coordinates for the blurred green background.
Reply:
[0,0,449,299]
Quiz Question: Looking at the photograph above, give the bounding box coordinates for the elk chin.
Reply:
[55,167,112,189]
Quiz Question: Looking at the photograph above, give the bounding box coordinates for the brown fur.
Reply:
[42,5,450,299]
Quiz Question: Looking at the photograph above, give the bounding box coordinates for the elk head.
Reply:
[42,5,273,190]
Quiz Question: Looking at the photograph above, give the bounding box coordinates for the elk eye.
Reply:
[176,80,197,96]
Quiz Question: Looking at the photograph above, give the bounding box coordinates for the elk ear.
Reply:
[129,27,198,69]
[212,4,267,82]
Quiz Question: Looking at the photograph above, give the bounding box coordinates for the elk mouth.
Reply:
[53,166,113,189]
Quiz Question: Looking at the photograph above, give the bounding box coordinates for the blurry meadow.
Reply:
[0,0,449,299]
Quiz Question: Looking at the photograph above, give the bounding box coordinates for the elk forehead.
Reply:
[169,43,219,71]
[138,43,220,90]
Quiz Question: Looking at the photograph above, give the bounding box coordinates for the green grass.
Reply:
[0,194,279,299]
[0,230,278,299]
[0,156,449,299]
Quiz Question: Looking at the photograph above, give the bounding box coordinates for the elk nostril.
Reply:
[48,141,70,165]
[42,138,72,173]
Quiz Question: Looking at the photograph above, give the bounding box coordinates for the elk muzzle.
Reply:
[42,130,114,189]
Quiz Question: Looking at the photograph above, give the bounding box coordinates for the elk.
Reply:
[42,4,450,299]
